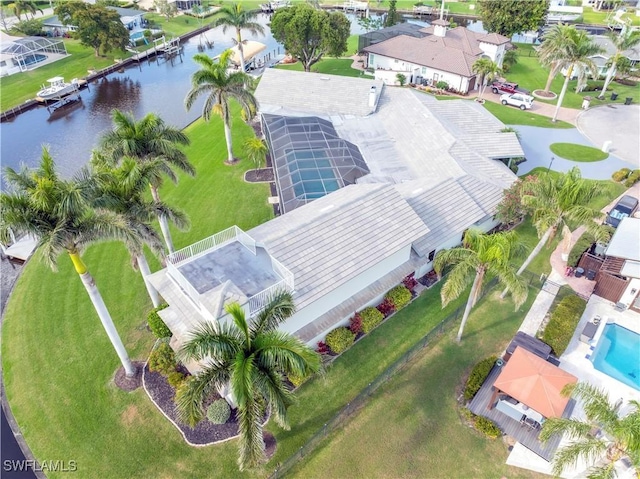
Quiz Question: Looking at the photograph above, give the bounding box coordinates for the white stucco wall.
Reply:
[478,42,507,68]
[279,245,413,339]
[368,53,473,92]
[619,277,640,308]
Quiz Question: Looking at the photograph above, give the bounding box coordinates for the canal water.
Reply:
[0,13,487,178]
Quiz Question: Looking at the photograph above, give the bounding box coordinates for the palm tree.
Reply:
[540,382,640,478]
[243,137,267,169]
[212,3,264,74]
[598,29,640,99]
[0,148,144,377]
[433,228,528,343]
[175,290,321,470]
[472,57,502,101]
[538,25,603,122]
[90,154,189,308]
[185,50,258,165]
[11,0,42,20]
[99,110,194,254]
[500,168,606,298]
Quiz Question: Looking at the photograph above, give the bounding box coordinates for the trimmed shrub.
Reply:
[288,370,310,388]
[436,80,449,90]
[360,306,384,334]
[611,168,631,182]
[167,371,186,388]
[542,295,587,356]
[464,356,498,401]
[568,231,595,267]
[147,304,171,338]
[377,298,395,317]
[350,312,363,334]
[474,416,501,438]
[385,285,412,310]
[624,169,640,188]
[325,327,355,354]
[148,342,176,376]
[317,341,330,354]
[403,275,418,291]
[206,399,231,424]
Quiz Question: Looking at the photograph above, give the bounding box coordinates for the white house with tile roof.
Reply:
[149,69,525,362]
[363,20,511,92]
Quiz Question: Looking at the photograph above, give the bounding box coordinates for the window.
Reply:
[421,67,427,74]
[394,59,399,63]
[428,250,436,262]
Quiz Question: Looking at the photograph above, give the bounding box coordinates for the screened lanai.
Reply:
[0,36,68,76]
[262,114,370,213]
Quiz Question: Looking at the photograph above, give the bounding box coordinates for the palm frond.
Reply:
[251,289,296,335]
[253,366,294,429]
[174,365,230,427]
[550,438,607,477]
[180,320,242,362]
[236,395,266,470]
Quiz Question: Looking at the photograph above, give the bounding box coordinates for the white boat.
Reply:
[36,77,80,101]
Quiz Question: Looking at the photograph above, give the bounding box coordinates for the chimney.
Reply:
[432,19,450,38]
[368,85,377,108]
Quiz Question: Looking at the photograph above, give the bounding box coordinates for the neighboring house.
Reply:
[591,217,640,312]
[42,7,147,36]
[149,69,525,363]
[363,20,511,91]
[562,34,640,79]
[358,23,427,53]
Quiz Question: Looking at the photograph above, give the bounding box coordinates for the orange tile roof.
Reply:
[494,346,578,418]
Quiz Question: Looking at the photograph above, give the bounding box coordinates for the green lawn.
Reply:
[550,142,608,162]
[276,58,368,77]
[347,33,359,56]
[145,13,211,38]
[0,39,130,111]
[581,7,640,26]
[482,101,574,128]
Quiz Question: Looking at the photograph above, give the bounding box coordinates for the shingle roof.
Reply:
[396,176,504,256]
[255,68,384,117]
[248,183,430,309]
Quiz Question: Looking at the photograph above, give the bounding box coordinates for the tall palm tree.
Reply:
[433,228,528,343]
[99,110,194,254]
[538,24,573,94]
[500,168,606,298]
[539,25,603,122]
[175,290,321,470]
[0,148,144,377]
[598,29,640,99]
[185,50,258,165]
[472,57,502,101]
[540,382,640,479]
[90,154,189,308]
[212,3,264,74]
[10,0,42,20]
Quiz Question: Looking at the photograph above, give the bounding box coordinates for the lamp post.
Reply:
[547,156,555,174]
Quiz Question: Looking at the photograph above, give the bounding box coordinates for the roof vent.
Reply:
[369,85,377,108]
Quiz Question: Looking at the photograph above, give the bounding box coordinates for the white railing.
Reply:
[168,226,252,266]
[166,260,201,306]
[248,279,292,315]
[271,257,294,289]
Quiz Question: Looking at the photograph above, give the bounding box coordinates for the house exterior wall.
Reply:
[478,42,507,67]
[368,53,473,92]
[278,245,413,338]
[620,277,640,308]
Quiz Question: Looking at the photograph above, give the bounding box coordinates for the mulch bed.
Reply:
[532,89,556,99]
[114,361,145,391]
[418,271,439,288]
[245,168,274,183]
[143,364,240,445]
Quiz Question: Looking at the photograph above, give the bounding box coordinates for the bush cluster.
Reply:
[385,285,412,310]
[568,232,595,267]
[360,307,384,334]
[402,275,418,291]
[474,416,501,438]
[167,371,186,388]
[377,298,395,317]
[463,356,498,401]
[611,168,631,182]
[316,341,330,354]
[325,327,356,354]
[148,342,177,376]
[147,304,172,338]
[287,370,309,388]
[349,312,362,334]
[436,80,449,90]
[206,399,231,424]
[542,295,587,356]
[624,169,640,188]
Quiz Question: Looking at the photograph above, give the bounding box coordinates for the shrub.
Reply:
[385,285,412,310]
[288,370,310,388]
[148,342,176,376]
[350,312,362,334]
[325,327,355,354]
[167,371,186,388]
[360,306,384,334]
[377,298,395,317]
[396,73,407,86]
[403,275,418,291]
[206,399,231,424]
[568,231,595,267]
[436,80,449,90]
[611,168,631,182]
[624,169,640,188]
[474,416,501,438]
[147,304,171,338]
[542,295,587,356]
[317,341,330,354]
[464,356,498,401]
[12,19,43,36]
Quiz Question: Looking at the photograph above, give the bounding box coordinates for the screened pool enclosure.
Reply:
[0,36,67,76]
[262,114,370,213]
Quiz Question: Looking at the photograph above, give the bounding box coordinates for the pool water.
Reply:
[591,323,640,391]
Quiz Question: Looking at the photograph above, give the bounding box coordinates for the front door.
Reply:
[433,73,439,83]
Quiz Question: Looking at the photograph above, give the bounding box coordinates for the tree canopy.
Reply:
[270,4,350,72]
[477,0,549,37]
[55,2,129,57]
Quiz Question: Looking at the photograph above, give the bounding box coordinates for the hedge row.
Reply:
[463,356,498,401]
[148,304,171,338]
[611,168,640,187]
[542,295,587,356]
[568,231,595,267]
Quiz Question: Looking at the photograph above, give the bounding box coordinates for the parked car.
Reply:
[500,93,534,110]
[491,81,530,95]
[605,195,639,228]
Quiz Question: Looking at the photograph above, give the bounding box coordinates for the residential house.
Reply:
[42,7,147,36]
[363,20,511,91]
[562,34,640,80]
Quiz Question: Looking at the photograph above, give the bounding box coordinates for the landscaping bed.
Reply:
[549,142,608,162]
[244,167,274,183]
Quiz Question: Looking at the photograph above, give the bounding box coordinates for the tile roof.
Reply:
[477,32,511,45]
[248,183,430,310]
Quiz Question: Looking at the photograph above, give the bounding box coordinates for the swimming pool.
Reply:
[591,323,640,391]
